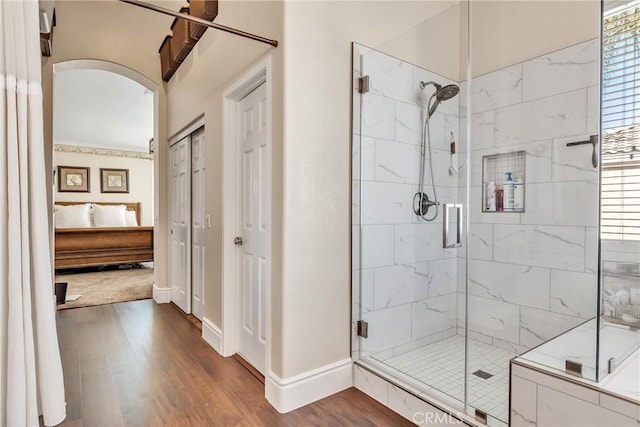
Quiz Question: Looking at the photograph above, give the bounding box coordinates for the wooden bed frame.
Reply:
[54,202,154,270]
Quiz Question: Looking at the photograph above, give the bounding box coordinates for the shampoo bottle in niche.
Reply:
[513,175,524,212]
[486,181,496,211]
[503,172,515,212]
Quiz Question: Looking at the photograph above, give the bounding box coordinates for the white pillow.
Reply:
[92,204,127,227]
[54,204,92,228]
[125,210,139,227]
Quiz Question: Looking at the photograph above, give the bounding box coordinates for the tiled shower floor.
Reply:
[373,335,516,422]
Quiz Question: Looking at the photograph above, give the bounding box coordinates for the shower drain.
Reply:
[472,370,493,380]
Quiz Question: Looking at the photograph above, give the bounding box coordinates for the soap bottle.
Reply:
[503,172,515,212]
[513,175,524,212]
[486,181,496,211]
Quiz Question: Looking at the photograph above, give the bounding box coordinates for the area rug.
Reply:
[55,266,153,310]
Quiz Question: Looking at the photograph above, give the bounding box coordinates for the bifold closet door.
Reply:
[170,136,191,313]
[191,128,206,320]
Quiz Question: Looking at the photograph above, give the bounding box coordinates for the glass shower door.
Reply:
[352,2,468,411]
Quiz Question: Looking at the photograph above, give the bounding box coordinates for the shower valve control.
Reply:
[234,237,244,246]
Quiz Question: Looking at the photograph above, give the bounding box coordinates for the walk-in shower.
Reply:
[352,1,640,425]
[414,81,460,221]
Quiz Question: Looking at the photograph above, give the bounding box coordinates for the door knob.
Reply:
[234,237,243,246]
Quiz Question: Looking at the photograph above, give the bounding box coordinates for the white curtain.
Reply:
[0,0,66,426]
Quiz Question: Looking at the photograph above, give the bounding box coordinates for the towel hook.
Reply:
[566,134,598,168]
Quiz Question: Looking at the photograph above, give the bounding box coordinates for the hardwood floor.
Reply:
[54,299,412,426]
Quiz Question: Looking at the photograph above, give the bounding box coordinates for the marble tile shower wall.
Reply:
[352,48,461,358]
[457,39,601,354]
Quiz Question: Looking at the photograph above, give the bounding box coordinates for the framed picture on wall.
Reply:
[58,166,90,192]
[100,168,129,193]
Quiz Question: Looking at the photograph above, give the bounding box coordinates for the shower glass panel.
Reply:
[465,2,601,422]
[598,0,640,386]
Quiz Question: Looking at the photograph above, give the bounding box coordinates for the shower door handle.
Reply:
[443,203,463,249]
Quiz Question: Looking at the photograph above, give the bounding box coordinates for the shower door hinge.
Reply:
[565,360,583,377]
[358,76,370,94]
[475,409,488,425]
[357,320,368,338]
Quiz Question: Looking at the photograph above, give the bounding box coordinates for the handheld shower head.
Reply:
[435,84,459,101]
[414,82,460,222]
[418,82,460,117]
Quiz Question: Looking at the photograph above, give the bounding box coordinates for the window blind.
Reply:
[602,3,640,240]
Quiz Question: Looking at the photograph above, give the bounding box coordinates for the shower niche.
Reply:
[481,151,526,213]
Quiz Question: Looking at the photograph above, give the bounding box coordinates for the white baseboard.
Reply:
[152,285,171,304]
[265,358,353,413]
[202,317,223,355]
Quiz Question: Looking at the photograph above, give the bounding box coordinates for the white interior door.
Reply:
[237,83,268,374]
[191,128,206,320]
[170,136,191,313]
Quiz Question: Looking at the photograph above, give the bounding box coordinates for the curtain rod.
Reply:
[118,0,279,47]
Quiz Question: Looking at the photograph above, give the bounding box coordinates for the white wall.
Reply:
[470,1,600,77]
[54,149,154,225]
[54,69,154,152]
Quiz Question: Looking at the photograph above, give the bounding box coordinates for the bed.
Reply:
[54,201,154,270]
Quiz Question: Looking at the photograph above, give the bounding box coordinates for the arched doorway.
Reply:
[51,60,161,309]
